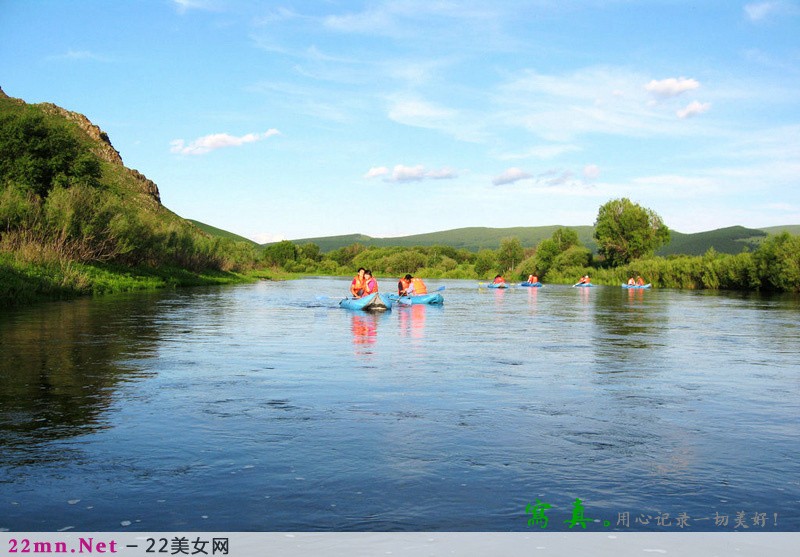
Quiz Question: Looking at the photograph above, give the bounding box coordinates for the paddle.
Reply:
[392,285,446,298]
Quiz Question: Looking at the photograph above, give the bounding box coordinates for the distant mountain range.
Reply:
[190,220,800,256]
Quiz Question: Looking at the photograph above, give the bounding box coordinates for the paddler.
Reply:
[350,267,366,298]
[398,274,412,296]
[363,270,379,296]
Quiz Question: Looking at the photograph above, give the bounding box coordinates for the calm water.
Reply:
[1,278,798,532]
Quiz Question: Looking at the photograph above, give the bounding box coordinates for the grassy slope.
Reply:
[188,219,258,245]
[0,94,260,306]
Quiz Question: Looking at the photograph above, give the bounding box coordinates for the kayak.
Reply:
[339,293,393,311]
[622,283,651,289]
[487,283,509,289]
[573,282,594,288]
[520,282,542,287]
[390,292,444,305]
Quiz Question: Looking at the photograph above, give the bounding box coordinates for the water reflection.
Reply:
[350,312,380,356]
[398,304,427,339]
[0,294,162,462]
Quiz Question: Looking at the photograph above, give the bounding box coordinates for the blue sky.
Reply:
[1,0,799,242]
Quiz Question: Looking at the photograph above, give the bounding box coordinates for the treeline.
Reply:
[262,228,800,292]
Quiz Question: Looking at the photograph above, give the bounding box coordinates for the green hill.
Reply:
[260,224,795,256]
[657,226,767,256]
[188,220,258,246]
[281,226,597,252]
[761,225,800,236]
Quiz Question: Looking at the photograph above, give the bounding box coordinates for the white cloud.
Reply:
[495,66,693,142]
[425,167,458,180]
[645,77,700,99]
[365,164,459,182]
[391,164,427,182]
[364,166,389,179]
[583,164,601,180]
[676,100,711,119]
[492,167,532,186]
[170,130,280,155]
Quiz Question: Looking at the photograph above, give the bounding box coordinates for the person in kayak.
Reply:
[350,267,366,298]
[627,277,636,285]
[398,274,412,296]
[363,270,379,296]
[408,275,427,295]
[636,276,645,286]
[578,275,591,284]
[527,274,539,283]
[493,275,506,285]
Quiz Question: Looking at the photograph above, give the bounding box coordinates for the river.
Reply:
[1,278,798,532]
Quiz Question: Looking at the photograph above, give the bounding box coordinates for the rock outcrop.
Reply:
[38,102,124,166]
[1,85,161,205]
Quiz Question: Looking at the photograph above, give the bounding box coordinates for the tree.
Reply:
[497,237,524,272]
[755,232,800,291]
[593,198,670,266]
[262,240,298,267]
[474,249,496,277]
[551,227,579,251]
[0,109,100,197]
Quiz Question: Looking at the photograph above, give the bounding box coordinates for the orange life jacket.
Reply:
[351,275,366,295]
[398,278,411,294]
[410,277,427,294]
[364,277,378,294]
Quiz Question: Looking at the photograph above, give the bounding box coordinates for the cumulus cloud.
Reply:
[676,100,711,119]
[364,166,389,179]
[492,167,532,186]
[364,164,458,182]
[425,167,458,180]
[170,130,280,155]
[645,77,700,99]
[391,164,426,182]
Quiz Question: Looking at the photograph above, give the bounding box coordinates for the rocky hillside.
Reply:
[0,85,161,206]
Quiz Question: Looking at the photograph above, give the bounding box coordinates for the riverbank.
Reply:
[0,253,279,308]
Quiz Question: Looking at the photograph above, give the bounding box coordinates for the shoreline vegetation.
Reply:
[2,89,799,308]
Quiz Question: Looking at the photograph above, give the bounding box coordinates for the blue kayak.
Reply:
[339,293,393,311]
[573,282,594,288]
[390,292,444,305]
[520,282,542,287]
[487,283,509,289]
[622,283,651,289]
